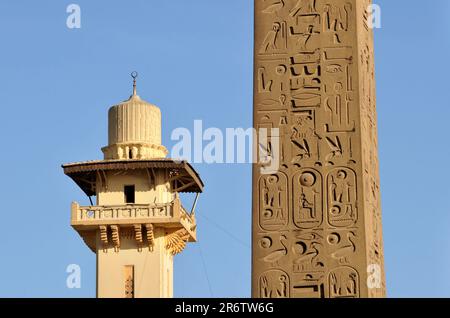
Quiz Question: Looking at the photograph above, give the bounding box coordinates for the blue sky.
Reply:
[0,0,449,298]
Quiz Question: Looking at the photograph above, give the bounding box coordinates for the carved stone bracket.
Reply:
[111,225,120,252]
[134,224,143,252]
[99,225,108,251]
[165,229,190,256]
[145,224,155,251]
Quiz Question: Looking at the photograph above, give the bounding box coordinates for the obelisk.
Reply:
[252,0,385,298]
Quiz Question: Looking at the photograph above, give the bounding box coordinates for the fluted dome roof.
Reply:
[102,75,168,160]
[108,94,162,146]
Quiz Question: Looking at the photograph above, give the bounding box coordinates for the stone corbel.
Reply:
[145,224,155,252]
[99,225,108,252]
[134,224,143,252]
[110,225,120,252]
[165,229,190,256]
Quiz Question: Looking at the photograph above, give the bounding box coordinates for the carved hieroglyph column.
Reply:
[252,0,385,298]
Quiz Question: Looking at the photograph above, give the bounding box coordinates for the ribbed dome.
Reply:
[102,89,168,160]
[108,94,161,146]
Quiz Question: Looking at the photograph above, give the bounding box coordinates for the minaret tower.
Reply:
[63,73,203,298]
[252,0,385,298]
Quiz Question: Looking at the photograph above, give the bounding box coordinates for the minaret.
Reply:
[63,73,203,298]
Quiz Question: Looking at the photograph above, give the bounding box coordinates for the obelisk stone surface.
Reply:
[252,0,385,298]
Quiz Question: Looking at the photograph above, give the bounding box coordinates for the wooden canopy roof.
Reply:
[62,159,204,196]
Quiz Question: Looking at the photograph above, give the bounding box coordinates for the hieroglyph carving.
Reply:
[260,270,290,298]
[293,169,323,229]
[259,173,289,231]
[329,266,359,298]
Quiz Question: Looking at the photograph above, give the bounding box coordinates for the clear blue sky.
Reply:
[0,0,448,298]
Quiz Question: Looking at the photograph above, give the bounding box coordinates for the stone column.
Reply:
[252,0,385,298]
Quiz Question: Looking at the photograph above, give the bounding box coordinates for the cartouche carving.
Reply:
[329,266,359,298]
[259,270,289,298]
[327,168,357,227]
[293,169,323,229]
[259,173,288,231]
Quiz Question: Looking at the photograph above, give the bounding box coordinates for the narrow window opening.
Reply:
[124,185,135,204]
[124,265,134,298]
[129,149,133,159]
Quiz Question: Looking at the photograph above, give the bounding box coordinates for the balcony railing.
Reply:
[75,202,173,221]
[71,197,196,240]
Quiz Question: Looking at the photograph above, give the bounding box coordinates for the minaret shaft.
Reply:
[96,227,173,298]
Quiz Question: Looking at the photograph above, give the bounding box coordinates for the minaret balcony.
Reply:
[70,197,196,241]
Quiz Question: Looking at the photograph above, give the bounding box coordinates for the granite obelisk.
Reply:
[252,0,385,298]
